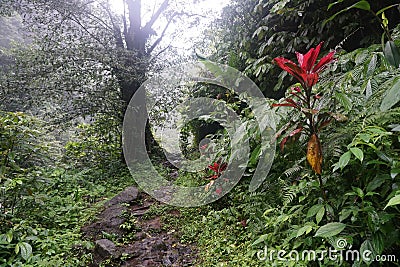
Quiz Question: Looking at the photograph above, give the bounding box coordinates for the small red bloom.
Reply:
[292,86,302,93]
[274,42,336,88]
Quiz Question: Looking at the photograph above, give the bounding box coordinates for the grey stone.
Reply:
[95,239,119,257]
[105,186,139,207]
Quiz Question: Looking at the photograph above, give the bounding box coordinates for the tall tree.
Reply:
[0,0,198,155]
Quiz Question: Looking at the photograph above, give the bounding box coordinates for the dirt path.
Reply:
[81,186,197,266]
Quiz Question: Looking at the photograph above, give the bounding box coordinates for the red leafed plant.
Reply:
[273,42,337,182]
[204,160,228,196]
[206,161,228,180]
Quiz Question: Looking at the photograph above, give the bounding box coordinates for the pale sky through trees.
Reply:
[110,0,230,54]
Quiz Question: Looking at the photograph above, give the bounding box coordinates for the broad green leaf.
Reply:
[384,41,400,68]
[366,175,388,192]
[360,239,375,263]
[315,222,346,238]
[19,242,32,260]
[366,54,377,76]
[339,209,352,222]
[307,204,323,218]
[352,0,370,10]
[316,206,325,225]
[352,187,364,198]
[6,231,13,243]
[249,144,261,166]
[384,194,400,209]
[380,79,400,111]
[391,168,400,179]
[338,151,351,169]
[350,147,364,162]
[358,133,371,143]
[296,225,313,238]
[371,232,384,255]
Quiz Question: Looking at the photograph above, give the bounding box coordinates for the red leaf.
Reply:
[289,127,303,137]
[274,42,336,89]
[280,136,289,152]
[313,50,336,73]
[285,98,298,106]
[208,162,219,172]
[299,42,323,71]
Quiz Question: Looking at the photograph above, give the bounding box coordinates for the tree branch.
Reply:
[147,11,206,54]
[100,2,124,48]
[143,0,169,32]
[150,44,171,61]
[147,13,175,54]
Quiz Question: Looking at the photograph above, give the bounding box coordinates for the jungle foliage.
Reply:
[0,0,400,266]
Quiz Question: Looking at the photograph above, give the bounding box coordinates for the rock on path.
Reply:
[81,186,197,266]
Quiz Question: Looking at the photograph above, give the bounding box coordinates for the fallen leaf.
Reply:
[307,133,323,174]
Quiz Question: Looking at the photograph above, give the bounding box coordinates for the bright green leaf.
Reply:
[307,204,323,218]
[252,234,268,246]
[19,242,32,260]
[338,151,352,169]
[383,41,400,68]
[350,147,364,162]
[316,206,325,225]
[352,187,364,198]
[339,209,352,222]
[335,92,353,111]
[384,194,400,209]
[352,0,370,11]
[296,225,313,238]
[315,222,346,238]
[381,78,400,111]
[360,239,375,263]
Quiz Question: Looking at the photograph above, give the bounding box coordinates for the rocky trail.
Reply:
[81,186,197,267]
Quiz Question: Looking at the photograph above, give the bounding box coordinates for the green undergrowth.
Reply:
[0,165,136,267]
[0,111,137,266]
